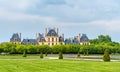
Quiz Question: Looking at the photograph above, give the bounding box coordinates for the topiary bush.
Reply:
[103,49,110,62]
[22,50,27,57]
[77,52,80,57]
[59,52,63,59]
[40,52,43,59]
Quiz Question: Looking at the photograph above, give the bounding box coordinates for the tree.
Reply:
[16,44,25,54]
[26,44,36,54]
[38,45,45,59]
[90,35,112,44]
[43,45,50,56]
[103,49,110,62]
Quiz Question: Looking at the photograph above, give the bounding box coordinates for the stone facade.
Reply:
[37,28,64,46]
[10,28,90,46]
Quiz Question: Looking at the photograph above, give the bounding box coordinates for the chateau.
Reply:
[10,28,90,46]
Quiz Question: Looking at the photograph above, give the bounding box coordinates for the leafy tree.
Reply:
[90,35,112,44]
[16,44,25,54]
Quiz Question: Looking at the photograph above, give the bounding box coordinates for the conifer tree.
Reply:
[40,52,43,59]
[59,51,63,59]
[103,49,110,62]
[23,50,27,57]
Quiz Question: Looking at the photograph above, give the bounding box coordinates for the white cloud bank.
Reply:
[0,0,120,42]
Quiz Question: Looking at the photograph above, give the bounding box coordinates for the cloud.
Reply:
[0,0,120,42]
[0,0,39,11]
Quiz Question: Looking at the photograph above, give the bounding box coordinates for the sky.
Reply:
[0,0,120,42]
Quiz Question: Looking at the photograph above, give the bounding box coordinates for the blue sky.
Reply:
[0,0,120,42]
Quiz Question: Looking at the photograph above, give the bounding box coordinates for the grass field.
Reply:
[0,54,120,72]
[0,59,120,72]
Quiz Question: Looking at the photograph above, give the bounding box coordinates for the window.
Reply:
[48,43,50,46]
[14,39,17,41]
[52,38,54,42]
[56,38,57,42]
[52,32,54,36]
[28,40,30,42]
[48,38,50,42]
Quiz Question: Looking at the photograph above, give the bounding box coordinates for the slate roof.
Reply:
[22,39,37,45]
[59,36,64,42]
[73,37,79,44]
[37,33,45,42]
[10,33,21,42]
[65,38,72,44]
[80,34,89,42]
[46,29,58,36]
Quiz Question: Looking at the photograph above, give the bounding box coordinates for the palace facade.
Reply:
[10,28,90,46]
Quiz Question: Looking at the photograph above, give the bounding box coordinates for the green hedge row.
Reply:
[0,42,120,54]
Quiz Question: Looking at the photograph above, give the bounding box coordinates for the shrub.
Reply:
[40,52,43,59]
[77,52,80,57]
[103,49,110,62]
[22,50,27,57]
[59,52,63,59]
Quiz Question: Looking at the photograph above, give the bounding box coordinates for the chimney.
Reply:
[42,33,44,37]
[48,27,50,32]
[45,28,47,36]
[57,28,58,35]
[62,34,64,41]
[78,34,80,42]
[20,33,21,41]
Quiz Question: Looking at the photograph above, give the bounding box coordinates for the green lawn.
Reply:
[0,54,120,72]
[0,59,120,72]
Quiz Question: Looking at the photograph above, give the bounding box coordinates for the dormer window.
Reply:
[52,32,54,36]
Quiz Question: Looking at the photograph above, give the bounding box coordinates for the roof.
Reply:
[73,37,79,44]
[22,39,37,45]
[10,33,21,42]
[65,38,73,44]
[65,37,79,44]
[59,36,64,42]
[37,33,45,42]
[80,34,89,42]
[46,29,58,36]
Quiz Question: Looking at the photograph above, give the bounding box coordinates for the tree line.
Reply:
[0,35,119,55]
[0,42,120,55]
